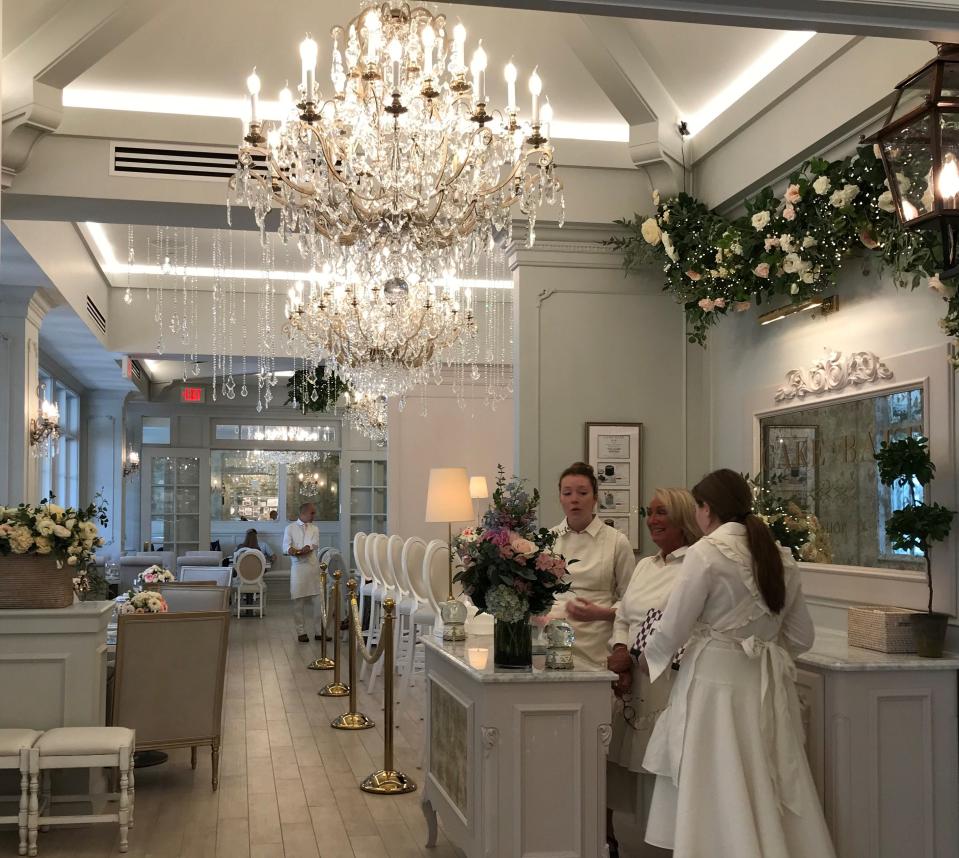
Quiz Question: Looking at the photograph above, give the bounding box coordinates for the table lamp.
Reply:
[469,475,489,523]
[425,467,474,641]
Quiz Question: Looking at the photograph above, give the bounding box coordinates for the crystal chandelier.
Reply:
[284,268,475,397]
[29,384,61,459]
[343,391,388,443]
[296,470,326,495]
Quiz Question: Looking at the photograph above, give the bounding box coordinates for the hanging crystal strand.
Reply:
[155,225,165,354]
[224,230,236,399]
[124,224,134,305]
[240,232,249,398]
[211,228,221,402]
[169,227,179,337]
[191,229,201,376]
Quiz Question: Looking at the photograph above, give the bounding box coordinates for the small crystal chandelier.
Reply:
[284,268,475,397]
[343,391,388,443]
[297,470,326,495]
[29,384,61,458]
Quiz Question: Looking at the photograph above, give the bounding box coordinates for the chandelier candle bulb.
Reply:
[540,98,553,138]
[452,23,466,72]
[421,24,435,77]
[505,61,517,112]
[300,36,318,100]
[529,67,542,124]
[389,37,402,90]
[246,68,260,124]
[365,11,380,63]
[471,42,487,104]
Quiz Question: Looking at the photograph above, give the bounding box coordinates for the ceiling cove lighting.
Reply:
[758,295,838,326]
[682,30,816,137]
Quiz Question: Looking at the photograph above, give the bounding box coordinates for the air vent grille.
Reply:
[86,295,106,333]
[110,141,266,182]
[130,360,144,381]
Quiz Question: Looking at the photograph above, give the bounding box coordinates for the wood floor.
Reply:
[6,603,464,858]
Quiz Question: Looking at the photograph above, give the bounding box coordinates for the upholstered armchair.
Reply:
[156,584,230,613]
[111,611,230,790]
[117,552,175,592]
[175,551,223,575]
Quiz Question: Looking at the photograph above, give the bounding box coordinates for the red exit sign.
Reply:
[180,386,205,403]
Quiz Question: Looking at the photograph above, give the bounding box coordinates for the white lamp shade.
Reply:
[469,476,489,499]
[425,467,475,523]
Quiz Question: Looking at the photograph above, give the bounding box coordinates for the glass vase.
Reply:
[494,617,533,670]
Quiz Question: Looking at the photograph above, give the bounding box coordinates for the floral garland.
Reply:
[609,146,958,362]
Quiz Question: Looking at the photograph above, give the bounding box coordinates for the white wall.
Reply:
[387,382,514,545]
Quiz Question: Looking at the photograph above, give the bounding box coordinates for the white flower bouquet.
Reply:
[135,566,175,589]
[118,589,169,615]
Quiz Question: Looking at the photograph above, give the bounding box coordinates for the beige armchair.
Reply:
[111,611,230,790]
[117,552,175,592]
[156,584,230,613]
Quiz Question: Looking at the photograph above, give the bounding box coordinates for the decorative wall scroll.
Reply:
[774,350,893,402]
[586,422,642,550]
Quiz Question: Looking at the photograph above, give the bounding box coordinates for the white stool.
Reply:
[0,729,41,856]
[34,727,136,855]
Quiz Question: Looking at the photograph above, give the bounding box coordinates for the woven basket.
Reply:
[0,555,75,609]
[848,605,919,654]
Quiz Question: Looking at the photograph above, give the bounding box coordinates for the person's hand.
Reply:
[612,670,632,698]
[607,645,632,674]
[566,598,610,622]
[301,544,313,554]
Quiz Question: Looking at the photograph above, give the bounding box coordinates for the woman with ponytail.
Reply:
[636,469,835,858]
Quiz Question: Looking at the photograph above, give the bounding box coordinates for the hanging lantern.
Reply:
[870,44,959,276]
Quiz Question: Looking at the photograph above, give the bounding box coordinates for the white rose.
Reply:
[878,190,896,213]
[790,283,800,295]
[47,504,65,517]
[842,184,860,205]
[35,517,55,537]
[751,210,771,231]
[813,176,831,195]
[782,253,802,274]
[801,271,817,284]
[780,234,796,253]
[652,189,661,206]
[662,232,678,262]
[35,536,53,555]
[802,236,818,249]
[53,525,71,538]
[640,218,662,246]
[829,189,845,208]
[67,555,78,566]
[64,518,76,531]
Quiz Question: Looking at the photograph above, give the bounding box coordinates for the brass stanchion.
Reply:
[308,563,335,671]
[360,598,417,794]
[319,572,349,697]
[331,579,374,730]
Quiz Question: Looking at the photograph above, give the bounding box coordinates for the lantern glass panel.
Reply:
[881,112,935,221]
[889,67,935,123]
[938,111,959,212]
[939,62,959,100]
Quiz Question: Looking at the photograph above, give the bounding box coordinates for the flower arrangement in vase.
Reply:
[134,566,175,589]
[118,590,169,615]
[453,466,573,669]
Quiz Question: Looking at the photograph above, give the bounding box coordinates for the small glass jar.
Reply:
[544,617,575,670]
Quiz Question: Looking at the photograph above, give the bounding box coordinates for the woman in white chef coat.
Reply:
[638,469,835,858]
[605,487,701,858]
[551,462,634,670]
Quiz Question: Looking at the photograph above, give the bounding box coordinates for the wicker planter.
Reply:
[0,554,75,609]
[847,605,919,654]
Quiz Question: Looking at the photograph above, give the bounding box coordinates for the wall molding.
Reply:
[774,350,893,402]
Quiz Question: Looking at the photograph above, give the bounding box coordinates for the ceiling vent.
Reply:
[110,141,266,182]
[86,295,107,334]
[130,359,144,381]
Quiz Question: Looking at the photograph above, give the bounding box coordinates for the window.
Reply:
[876,389,925,559]
[38,371,80,508]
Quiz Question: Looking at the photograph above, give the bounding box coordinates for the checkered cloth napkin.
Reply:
[629,608,685,670]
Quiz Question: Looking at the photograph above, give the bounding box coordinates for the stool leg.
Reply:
[27,752,38,858]
[128,757,135,828]
[18,749,28,856]
[211,740,220,791]
[118,747,130,853]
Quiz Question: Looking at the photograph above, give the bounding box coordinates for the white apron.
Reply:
[290,552,323,600]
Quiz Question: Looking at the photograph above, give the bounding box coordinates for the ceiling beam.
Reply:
[447,0,959,41]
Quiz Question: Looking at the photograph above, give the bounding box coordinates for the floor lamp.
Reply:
[425,467,474,641]
[469,475,489,524]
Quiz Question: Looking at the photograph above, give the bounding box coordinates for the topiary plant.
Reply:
[874,436,955,615]
[285,366,349,414]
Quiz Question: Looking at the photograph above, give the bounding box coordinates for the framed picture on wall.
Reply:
[586,422,642,550]
[761,424,819,514]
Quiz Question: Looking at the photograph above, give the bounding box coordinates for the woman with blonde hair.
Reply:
[639,469,834,858]
[605,487,702,857]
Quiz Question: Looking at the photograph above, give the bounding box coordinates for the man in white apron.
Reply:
[282,502,325,642]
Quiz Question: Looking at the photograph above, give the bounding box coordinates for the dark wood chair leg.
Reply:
[211,741,220,791]
[191,746,197,770]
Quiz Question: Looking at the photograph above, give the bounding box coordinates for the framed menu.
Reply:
[586,422,642,551]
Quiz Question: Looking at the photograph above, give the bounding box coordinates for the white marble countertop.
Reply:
[798,629,959,671]
[422,634,617,684]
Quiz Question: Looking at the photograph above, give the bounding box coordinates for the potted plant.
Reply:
[874,436,956,657]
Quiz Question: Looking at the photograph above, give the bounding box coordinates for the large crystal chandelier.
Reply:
[231,1,562,393]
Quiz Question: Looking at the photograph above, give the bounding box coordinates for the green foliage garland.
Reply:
[609,147,959,363]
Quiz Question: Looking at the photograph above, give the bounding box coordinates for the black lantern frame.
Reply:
[869,44,959,278]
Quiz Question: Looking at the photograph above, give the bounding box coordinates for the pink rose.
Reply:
[782,204,796,221]
[713,297,726,309]
[698,298,716,312]
[859,228,880,249]
[784,184,801,204]
[763,237,779,251]
[685,270,701,281]
[754,262,770,278]
[509,534,537,557]
[733,301,752,313]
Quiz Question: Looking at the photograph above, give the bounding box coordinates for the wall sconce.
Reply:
[758,295,839,326]
[123,450,140,478]
[29,384,61,458]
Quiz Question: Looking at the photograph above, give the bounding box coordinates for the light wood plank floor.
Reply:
[5,603,464,858]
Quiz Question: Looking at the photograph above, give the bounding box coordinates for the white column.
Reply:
[0,285,54,504]
[83,391,129,561]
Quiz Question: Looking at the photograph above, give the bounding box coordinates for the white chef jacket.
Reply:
[610,546,688,649]
[282,519,323,599]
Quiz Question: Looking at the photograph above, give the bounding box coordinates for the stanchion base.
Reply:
[308,658,335,670]
[360,769,417,795]
[319,682,350,697]
[331,711,375,730]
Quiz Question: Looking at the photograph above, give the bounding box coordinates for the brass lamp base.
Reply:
[308,657,335,670]
[360,769,417,795]
[319,681,350,697]
[331,711,375,730]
